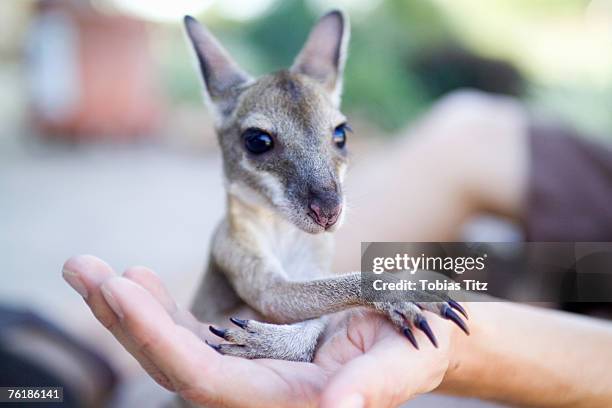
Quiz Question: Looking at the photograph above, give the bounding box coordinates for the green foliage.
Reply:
[240,0,452,131]
[163,0,611,137]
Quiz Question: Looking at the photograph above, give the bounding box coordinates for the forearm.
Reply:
[257,273,362,323]
[333,91,529,272]
[439,302,612,407]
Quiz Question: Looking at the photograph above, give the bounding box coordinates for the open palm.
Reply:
[63,255,454,408]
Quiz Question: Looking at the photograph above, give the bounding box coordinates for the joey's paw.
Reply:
[373,300,468,349]
[206,317,323,362]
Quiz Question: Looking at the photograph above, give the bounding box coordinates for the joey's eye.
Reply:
[333,123,351,149]
[243,128,274,155]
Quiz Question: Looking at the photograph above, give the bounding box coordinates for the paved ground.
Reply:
[0,136,224,376]
[0,135,503,407]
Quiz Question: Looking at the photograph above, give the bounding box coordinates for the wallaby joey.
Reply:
[184,10,469,362]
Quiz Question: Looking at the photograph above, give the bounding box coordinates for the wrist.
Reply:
[435,301,514,399]
[436,302,482,394]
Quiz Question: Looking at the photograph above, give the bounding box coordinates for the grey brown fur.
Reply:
[184,10,468,362]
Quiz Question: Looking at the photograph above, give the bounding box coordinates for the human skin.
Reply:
[328,90,612,406]
[334,90,529,271]
[62,255,453,408]
[62,255,612,407]
[440,300,612,407]
[63,90,612,406]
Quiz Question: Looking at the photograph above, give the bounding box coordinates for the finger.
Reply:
[63,255,115,323]
[100,277,223,391]
[122,266,177,313]
[102,277,321,407]
[320,354,378,408]
[320,350,414,408]
[321,325,449,408]
[122,266,208,337]
[62,255,174,390]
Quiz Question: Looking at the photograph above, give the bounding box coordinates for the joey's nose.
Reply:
[308,190,342,229]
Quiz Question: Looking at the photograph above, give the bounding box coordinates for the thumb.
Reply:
[320,353,403,408]
[320,334,447,408]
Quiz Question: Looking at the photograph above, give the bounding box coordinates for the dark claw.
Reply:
[442,305,470,335]
[205,340,222,353]
[209,325,227,339]
[415,315,438,348]
[448,300,468,320]
[229,317,248,329]
[402,327,419,349]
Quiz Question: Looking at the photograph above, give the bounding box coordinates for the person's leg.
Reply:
[334,90,530,271]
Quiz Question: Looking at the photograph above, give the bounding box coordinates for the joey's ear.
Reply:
[184,16,253,121]
[291,10,349,106]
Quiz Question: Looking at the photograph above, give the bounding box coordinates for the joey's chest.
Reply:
[260,223,335,280]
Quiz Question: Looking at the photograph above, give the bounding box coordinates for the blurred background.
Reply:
[1,0,611,406]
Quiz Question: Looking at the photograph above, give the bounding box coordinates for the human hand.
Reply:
[62,255,457,407]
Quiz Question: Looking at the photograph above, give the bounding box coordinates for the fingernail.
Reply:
[62,268,88,299]
[338,394,364,408]
[101,284,123,319]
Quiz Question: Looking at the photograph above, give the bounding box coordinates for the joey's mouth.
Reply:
[306,205,343,231]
